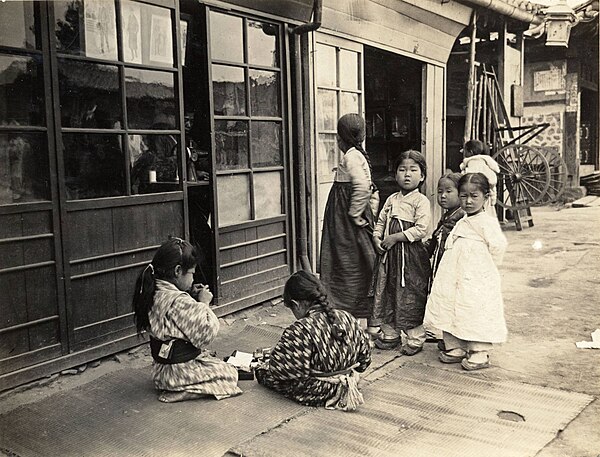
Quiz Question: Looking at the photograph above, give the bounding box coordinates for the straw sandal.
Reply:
[461,355,490,371]
[438,349,467,364]
[401,344,423,356]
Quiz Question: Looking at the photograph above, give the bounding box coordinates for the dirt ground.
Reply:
[1,204,599,456]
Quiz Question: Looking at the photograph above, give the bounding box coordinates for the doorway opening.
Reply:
[364,47,423,207]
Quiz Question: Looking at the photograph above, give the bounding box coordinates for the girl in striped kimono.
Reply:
[132,237,242,402]
[255,271,372,411]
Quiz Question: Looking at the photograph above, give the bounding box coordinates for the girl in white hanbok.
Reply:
[424,173,507,370]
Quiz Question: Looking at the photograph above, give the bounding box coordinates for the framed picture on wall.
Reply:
[366,109,385,139]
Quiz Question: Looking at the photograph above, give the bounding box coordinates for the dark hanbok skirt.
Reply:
[319,182,376,318]
[370,218,431,331]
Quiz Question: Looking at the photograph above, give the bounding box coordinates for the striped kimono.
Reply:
[255,306,371,407]
[148,280,242,399]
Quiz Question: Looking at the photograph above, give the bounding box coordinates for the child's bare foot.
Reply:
[158,391,204,403]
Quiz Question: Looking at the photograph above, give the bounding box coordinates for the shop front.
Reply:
[1,0,475,391]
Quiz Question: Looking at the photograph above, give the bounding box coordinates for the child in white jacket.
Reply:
[460,140,500,216]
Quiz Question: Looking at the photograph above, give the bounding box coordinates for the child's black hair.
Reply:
[438,172,462,188]
[458,172,491,196]
[132,237,198,334]
[337,113,377,191]
[283,270,346,342]
[393,149,427,185]
[464,139,489,157]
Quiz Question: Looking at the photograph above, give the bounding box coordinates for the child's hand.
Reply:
[373,238,385,255]
[381,234,399,250]
[192,284,213,304]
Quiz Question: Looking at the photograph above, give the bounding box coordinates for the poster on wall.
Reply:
[149,13,173,65]
[84,0,117,60]
[121,1,142,64]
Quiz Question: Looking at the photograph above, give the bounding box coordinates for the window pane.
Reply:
[247,20,278,67]
[339,50,359,90]
[54,0,118,61]
[121,1,174,67]
[317,133,338,180]
[215,120,248,170]
[316,43,336,87]
[0,133,49,205]
[249,70,280,117]
[212,65,245,116]
[217,174,250,226]
[0,1,39,49]
[340,92,359,118]
[129,134,180,194]
[254,171,282,219]
[210,12,243,63]
[59,60,121,129]
[251,122,281,167]
[63,133,125,199]
[125,68,176,130]
[317,89,336,131]
[0,54,45,126]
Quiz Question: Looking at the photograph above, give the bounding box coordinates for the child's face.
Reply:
[459,182,487,215]
[437,178,460,210]
[174,265,196,292]
[395,158,424,193]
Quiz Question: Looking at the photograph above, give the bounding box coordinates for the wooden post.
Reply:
[463,10,477,145]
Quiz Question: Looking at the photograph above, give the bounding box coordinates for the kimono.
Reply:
[255,306,371,407]
[370,189,432,332]
[424,212,508,343]
[320,147,377,318]
[149,279,242,399]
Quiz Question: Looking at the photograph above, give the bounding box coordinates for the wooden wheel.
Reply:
[534,148,568,205]
[493,144,551,210]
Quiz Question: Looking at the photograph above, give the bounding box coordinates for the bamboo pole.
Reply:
[463,11,478,145]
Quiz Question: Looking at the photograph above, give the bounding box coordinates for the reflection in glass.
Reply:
[217,174,250,226]
[251,122,281,167]
[59,59,121,128]
[254,172,282,219]
[54,0,118,61]
[215,120,248,170]
[340,92,359,118]
[247,20,278,67]
[212,65,245,116]
[129,134,180,194]
[249,70,279,117]
[317,89,336,131]
[339,50,359,90]
[125,68,176,130]
[317,133,338,180]
[210,12,243,63]
[316,43,336,87]
[63,133,125,199]
[0,54,45,126]
[0,1,39,49]
[0,133,49,205]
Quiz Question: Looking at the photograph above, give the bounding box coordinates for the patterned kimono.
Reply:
[149,280,242,399]
[255,306,371,406]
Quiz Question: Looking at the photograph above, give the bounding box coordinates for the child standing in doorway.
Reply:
[460,140,500,216]
[424,173,508,370]
[132,237,242,402]
[369,150,432,355]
